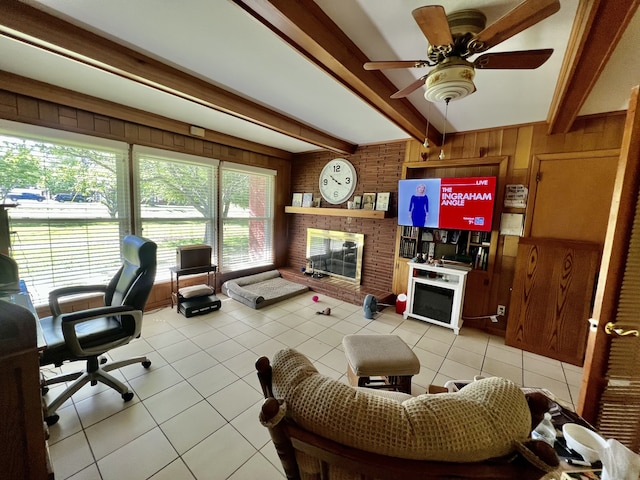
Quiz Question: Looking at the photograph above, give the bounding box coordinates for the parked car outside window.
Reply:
[54,193,87,202]
[8,191,46,202]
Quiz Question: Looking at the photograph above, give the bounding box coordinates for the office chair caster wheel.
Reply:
[122,392,134,402]
[100,356,108,365]
[41,386,49,396]
[45,414,59,426]
[142,360,151,368]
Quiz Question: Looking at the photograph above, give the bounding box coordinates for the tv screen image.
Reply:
[398,176,496,232]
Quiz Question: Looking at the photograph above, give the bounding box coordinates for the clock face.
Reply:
[319,158,357,204]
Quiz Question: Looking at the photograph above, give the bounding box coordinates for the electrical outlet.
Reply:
[497,305,506,316]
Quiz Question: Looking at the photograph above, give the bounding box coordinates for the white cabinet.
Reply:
[404,262,470,334]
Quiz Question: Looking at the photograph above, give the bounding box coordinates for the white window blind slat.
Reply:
[1,128,130,304]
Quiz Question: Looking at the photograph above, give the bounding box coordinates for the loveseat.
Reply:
[256,348,559,479]
[221,270,308,309]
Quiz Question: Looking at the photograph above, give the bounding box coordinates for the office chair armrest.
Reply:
[60,305,143,357]
[49,284,108,316]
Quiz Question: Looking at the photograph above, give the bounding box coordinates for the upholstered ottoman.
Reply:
[342,334,420,394]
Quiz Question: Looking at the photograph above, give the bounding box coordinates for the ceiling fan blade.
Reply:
[412,5,453,47]
[474,49,553,69]
[390,75,428,99]
[472,0,560,52]
[364,60,429,71]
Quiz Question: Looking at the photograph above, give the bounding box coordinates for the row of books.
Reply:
[470,246,489,271]
[399,238,417,258]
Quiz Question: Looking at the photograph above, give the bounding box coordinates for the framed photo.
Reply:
[312,197,321,207]
[375,192,390,211]
[292,192,303,207]
[362,193,376,210]
[353,195,362,209]
[302,193,313,208]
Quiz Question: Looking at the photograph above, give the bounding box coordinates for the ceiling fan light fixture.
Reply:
[424,60,476,103]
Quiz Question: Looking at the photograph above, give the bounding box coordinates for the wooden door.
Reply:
[505,237,600,365]
[579,86,640,450]
[527,151,619,244]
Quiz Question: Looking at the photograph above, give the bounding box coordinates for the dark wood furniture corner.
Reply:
[170,264,217,312]
[0,286,54,479]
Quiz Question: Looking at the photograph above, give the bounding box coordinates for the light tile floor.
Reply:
[44,292,583,479]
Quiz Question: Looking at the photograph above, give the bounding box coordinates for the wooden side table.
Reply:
[170,264,217,311]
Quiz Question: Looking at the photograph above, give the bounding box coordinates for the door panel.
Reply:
[529,154,618,244]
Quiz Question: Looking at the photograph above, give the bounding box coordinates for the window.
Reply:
[133,146,218,277]
[0,120,129,304]
[220,162,275,271]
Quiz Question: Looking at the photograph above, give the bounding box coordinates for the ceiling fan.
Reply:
[364,0,561,103]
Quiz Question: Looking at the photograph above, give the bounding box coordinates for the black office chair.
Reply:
[39,235,157,425]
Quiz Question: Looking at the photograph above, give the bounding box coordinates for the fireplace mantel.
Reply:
[285,206,389,219]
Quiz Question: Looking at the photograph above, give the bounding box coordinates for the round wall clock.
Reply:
[318,158,357,205]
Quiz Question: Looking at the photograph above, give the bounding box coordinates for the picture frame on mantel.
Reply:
[375,192,390,211]
[362,193,376,210]
[302,193,313,208]
[353,195,362,209]
[292,193,303,207]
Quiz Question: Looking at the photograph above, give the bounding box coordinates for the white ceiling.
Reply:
[1,0,638,154]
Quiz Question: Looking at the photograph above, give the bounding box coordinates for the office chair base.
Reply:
[43,355,151,425]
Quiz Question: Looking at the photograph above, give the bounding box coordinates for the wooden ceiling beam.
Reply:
[547,0,640,134]
[232,0,441,146]
[0,0,355,154]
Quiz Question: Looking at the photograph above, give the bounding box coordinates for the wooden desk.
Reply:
[0,282,54,479]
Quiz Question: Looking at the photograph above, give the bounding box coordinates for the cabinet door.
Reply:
[392,258,410,295]
[505,237,600,366]
[462,270,490,317]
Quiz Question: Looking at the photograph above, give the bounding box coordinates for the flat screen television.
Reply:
[398,176,496,232]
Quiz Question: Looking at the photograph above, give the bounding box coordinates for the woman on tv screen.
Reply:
[409,183,429,227]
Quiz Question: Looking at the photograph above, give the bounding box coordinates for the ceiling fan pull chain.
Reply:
[423,102,431,150]
[439,98,450,160]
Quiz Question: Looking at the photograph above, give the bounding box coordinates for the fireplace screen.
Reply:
[306,228,364,283]
[412,282,454,324]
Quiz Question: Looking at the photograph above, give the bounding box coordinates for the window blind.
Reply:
[0,120,129,304]
[132,146,218,278]
[220,162,275,271]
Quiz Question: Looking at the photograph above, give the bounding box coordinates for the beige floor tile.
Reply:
[144,381,202,423]
[295,337,333,360]
[66,463,102,480]
[73,385,141,428]
[182,424,256,480]
[148,459,196,480]
[446,345,485,369]
[129,364,183,400]
[188,363,239,397]
[481,357,523,386]
[485,344,522,369]
[49,431,95,480]
[97,427,178,480]
[230,401,272,450]
[171,350,219,378]
[223,349,262,377]
[228,452,285,479]
[84,402,156,460]
[412,346,445,372]
[157,338,202,363]
[206,338,249,362]
[161,400,227,455]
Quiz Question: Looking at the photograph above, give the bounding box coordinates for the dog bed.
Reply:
[221,270,308,309]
